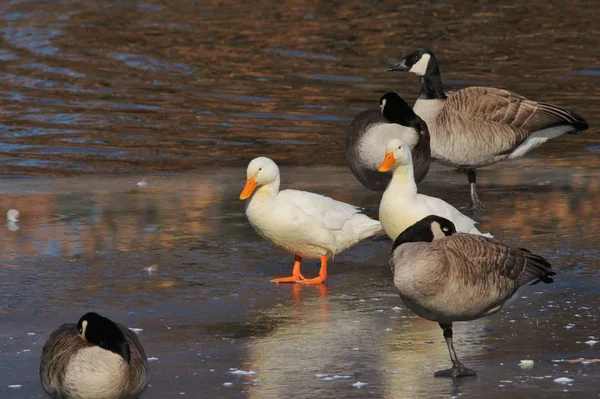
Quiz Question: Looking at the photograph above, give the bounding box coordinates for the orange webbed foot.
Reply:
[297,276,325,285]
[297,255,328,285]
[271,274,305,283]
[271,255,304,283]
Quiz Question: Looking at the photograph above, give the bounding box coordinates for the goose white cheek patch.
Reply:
[409,54,431,76]
[431,221,447,240]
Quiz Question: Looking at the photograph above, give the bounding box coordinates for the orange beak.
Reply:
[239,177,258,200]
[378,152,395,172]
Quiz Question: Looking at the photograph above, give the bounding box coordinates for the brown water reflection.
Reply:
[0,162,599,398]
[0,0,598,176]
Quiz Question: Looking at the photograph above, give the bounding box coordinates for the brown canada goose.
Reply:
[378,138,491,240]
[40,312,149,399]
[346,92,430,191]
[388,48,589,210]
[390,215,555,378]
[240,157,382,284]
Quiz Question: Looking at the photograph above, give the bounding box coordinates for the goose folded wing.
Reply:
[444,87,587,152]
[443,234,555,286]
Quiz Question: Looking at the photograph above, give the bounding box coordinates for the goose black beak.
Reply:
[387,60,409,72]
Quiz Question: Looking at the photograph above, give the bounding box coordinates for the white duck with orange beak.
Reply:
[378,139,492,241]
[240,157,382,284]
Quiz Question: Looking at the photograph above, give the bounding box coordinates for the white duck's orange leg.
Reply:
[271,255,305,283]
[298,255,328,285]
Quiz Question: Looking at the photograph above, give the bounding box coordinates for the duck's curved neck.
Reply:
[389,164,417,193]
[254,176,280,198]
[419,64,447,100]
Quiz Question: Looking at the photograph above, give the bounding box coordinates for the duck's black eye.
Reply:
[398,146,402,149]
[259,168,262,171]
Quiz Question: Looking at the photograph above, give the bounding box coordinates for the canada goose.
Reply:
[378,138,491,240]
[40,312,149,399]
[240,157,382,284]
[388,48,589,210]
[346,92,431,191]
[390,215,555,378]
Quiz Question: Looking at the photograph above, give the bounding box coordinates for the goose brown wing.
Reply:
[441,234,555,287]
[443,87,587,146]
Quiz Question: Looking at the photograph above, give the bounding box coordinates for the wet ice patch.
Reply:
[27,332,36,336]
[8,385,22,389]
[519,360,534,368]
[137,180,148,187]
[553,377,574,384]
[352,381,368,388]
[228,368,256,375]
[223,382,233,387]
[147,357,159,361]
[584,340,597,346]
[129,328,143,334]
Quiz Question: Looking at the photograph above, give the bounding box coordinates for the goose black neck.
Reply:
[419,64,446,100]
[391,223,433,252]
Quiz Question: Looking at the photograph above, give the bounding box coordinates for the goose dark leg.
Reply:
[466,170,484,211]
[434,323,477,378]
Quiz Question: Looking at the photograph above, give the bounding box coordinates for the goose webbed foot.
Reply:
[434,363,477,378]
[436,322,478,379]
[467,193,485,212]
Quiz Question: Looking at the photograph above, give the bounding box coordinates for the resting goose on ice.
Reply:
[378,138,491,240]
[240,157,382,284]
[390,215,555,378]
[388,48,589,210]
[40,312,149,399]
[346,92,431,191]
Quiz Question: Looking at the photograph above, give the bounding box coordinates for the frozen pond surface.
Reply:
[0,162,599,398]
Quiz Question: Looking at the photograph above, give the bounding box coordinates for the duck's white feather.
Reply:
[246,188,381,259]
[378,145,492,240]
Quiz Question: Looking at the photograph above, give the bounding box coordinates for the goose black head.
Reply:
[387,48,437,77]
[379,92,428,138]
[77,312,131,363]
[391,215,456,252]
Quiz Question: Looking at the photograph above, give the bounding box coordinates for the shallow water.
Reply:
[0,0,598,176]
[0,161,599,398]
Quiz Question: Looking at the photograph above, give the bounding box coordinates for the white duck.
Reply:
[378,139,492,240]
[240,157,382,284]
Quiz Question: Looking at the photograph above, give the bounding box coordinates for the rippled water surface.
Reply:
[0,0,599,398]
[0,0,598,176]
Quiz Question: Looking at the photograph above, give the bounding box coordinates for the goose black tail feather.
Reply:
[520,251,555,286]
[538,102,589,132]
